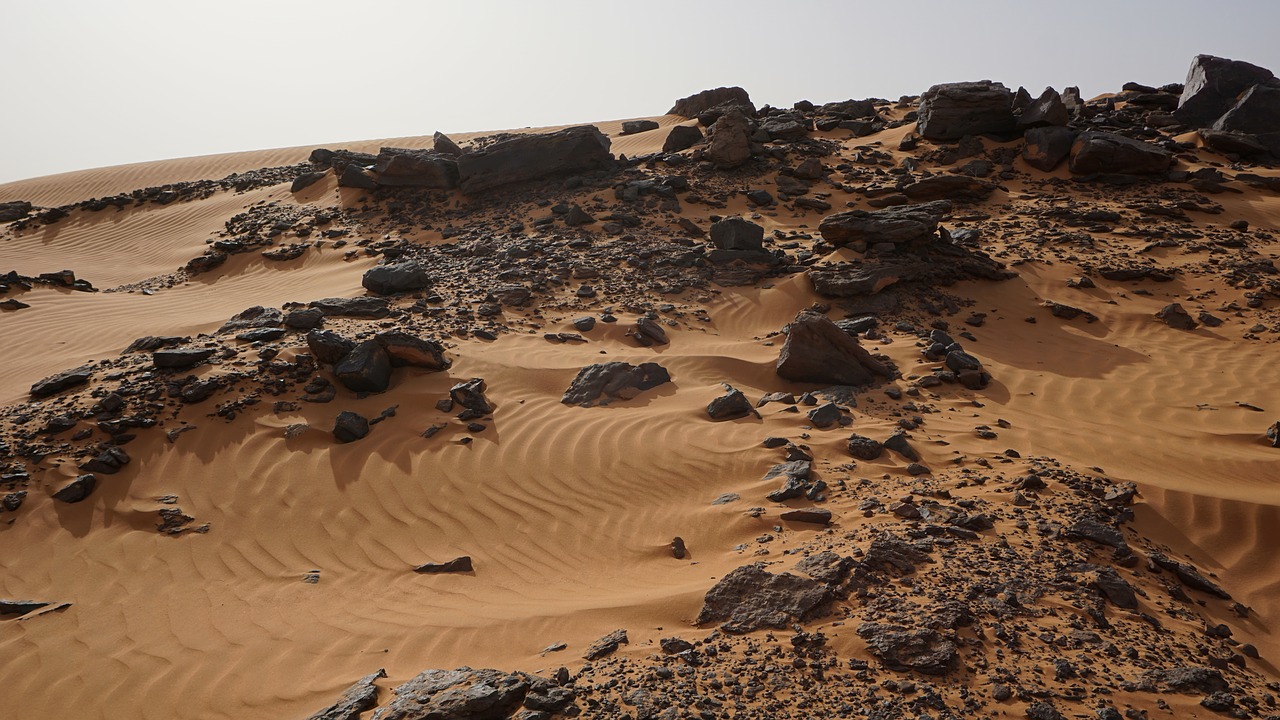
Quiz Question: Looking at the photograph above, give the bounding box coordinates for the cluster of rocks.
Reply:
[308,666,578,720]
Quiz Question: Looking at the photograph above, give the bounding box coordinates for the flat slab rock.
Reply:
[695,564,831,633]
[370,667,575,720]
[561,362,670,406]
[857,622,958,675]
[776,310,892,387]
[307,669,386,720]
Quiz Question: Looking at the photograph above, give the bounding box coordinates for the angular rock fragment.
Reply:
[30,366,93,398]
[457,126,613,194]
[414,556,473,574]
[583,628,628,660]
[695,564,830,633]
[776,311,892,386]
[52,474,97,503]
[857,622,958,675]
[334,340,392,393]
[916,81,1016,140]
[306,669,386,720]
[561,362,670,406]
[333,411,370,443]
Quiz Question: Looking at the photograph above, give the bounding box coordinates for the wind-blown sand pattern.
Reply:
[3,57,1280,719]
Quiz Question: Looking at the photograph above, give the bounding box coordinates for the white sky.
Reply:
[2,0,1279,185]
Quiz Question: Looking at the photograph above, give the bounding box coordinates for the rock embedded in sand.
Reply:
[1149,553,1231,599]
[775,310,892,387]
[310,297,392,319]
[375,331,450,370]
[372,667,575,720]
[306,669,386,720]
[780,508,832,525]
[662,124,703,153]
[79,446,130,475]
[29,365,93,399]
[560,362,670,407]
[670,537,687,559]
[337,164,378,190]
[846,433,884,461]
[413,556,473,574]
[709,216,764,252]
[307,330,356,365]
[0,200,33,222]
[1022,126,1076,171]
[457,125,613,194]
[362,260,432,296]
[449,379,493,415]
[52,474,97,503]
[818,200,951,250]
[583,628,628,660]
[290,171,327,194]
[219,305,284,333]
[696,564,830,633]
[1068,131,1172,176]
[900,175,994,203]
[333,411,370,443]
[334,340,393,393]
[856,622,958,675]
[916,80,1016,141]
[372,147,459,189]
[1156,302,1198,330]
[707,386,757,421]
[152,348,216,370]
[669,86,754,118]
[620,119,659,135]
[628,316,669,347]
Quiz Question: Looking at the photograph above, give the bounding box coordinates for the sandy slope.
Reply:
[2,113,1279,719]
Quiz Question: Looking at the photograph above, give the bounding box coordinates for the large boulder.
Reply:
[1175,54,1280,127]
[857,623,958,675]
[818,201,951,251]
[776,311,892,386]
[669,86,754,117]
[662,124,703,153]
[900,175,994,203]
[309,297,391,318]
[30,365,93,398]
[371,667,574,720]
[334,340,393,393]
[0,201,33,222]
[432,131,464,157]
[1022,126,1077,171]
[709,216,764,251]
[373,148,459,188]
[1017,87,1070,129]
[1068,132,1172,175]
[916,81,1016,141]
[561,362,671,406]
[695,564,831,633]
[152,348,216,370]
[219,305,284,333]
[307,330,356,365]
[705,108,754,169]
[375,331,450,370]
[456,126,613,194]
[362,261,432,295]
[1213,84,1280,137]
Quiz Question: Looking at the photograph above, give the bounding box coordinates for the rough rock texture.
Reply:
[362,261,432,295]
[432,131,464,157]
[669,87,754,117]
[709,217,764,252]
[152,348,215,370]
[30,366,93,398]
[375,331,450,370]
[457,126,613,194]
[1017,87,1070,129]
[818,201,951,249]
[917,81,1016,141]
[705,108,754,169]
[333,411,370,443]
[560,362,670,406]
[583,629,629,660]
[707,386,757,420]
[663,124,703,153]
[775,311,892,386]
[310,297,392,319]
[695,564,831,633]
[857,623,958,675]
[900,175,994,203]
[334,340,393,393]
[1022,126,1077,171]
[1068,132,1172,176]
[1213,84,1280,141]
[370,667,573,720]
[1175,54,1280,127]
[307,669,387,720]
[52,474,97,503]
[373,148,459,189]
[620,120,660,135]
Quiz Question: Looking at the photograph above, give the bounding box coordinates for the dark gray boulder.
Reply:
[309,297,392,318]
[371,668,537,720]
[373,148,459,188]
[291,171,327,194]
[1200,129,1270,156]
[457,126,613,194]
[337,164,378,190]
[1022,126,1077,171]
[432,131,464,157]
[1068,132,1172,175]
[375,331,450,370]
[1090,567,1139,610]
[333,411,370,443]
[695,564,831,633]
[307,330,356,365]
[1175,54,1280,127]
[334,340,393,393]
[152,348,216,370]
[707,386,757,420]
[900,175,994,203]
[776,310,893,386]
[362,261,431,295]
[883,431,920,462]
[780,507,833,525]
[450,379,493,414]
[705,107,754,169]
[219,305,284,333]
[857,622,958,675]
[1017,87,1070,129]
[284,308,325,330]
[306,669,386,720]
[52,474,97,503]
[1150,553,1231,599]
[561,362,670,406]
[1156,303,1198,330]
[583,629,629,660]
[709,217,764,252]
[818,201,951,250]
[847,434,884,461]
[620,119,660,135]
[0,201,33,222]
[663,124,703,153]
[30,365,93,398]
[1213,84,1280,140]
[669,86,754,117]
[79,446,129,475]
[917,81,1016,141]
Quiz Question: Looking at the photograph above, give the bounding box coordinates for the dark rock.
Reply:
[362,260,432,295]
[707,387,757,420]
[709,216,764,252]
[1024,701,1066,720]
[630,316,669,346]
[307,330,356,365]
[1090,567,1139,610]
[236,327,285,343]
[818,200,951,249]
[433,131,464,157]
[219,305,284,333]
[310,297,391,318]
[901,175,994,203]
[695,564,830,633]
[563,205,594,226]
[1150,553,1231,599]
[776,310,892,386]
[857,622,958,675]
[794,551,855,584]
[414,556,473,574]
[291,171,328,194]
[561,362,671,406]
[663,124,703,153]
[3,492,26,511]
[1148,666,1228,694]
[862,533,929,573]
[660,637,694,655]
[457,126,613,194]
[1175,54,1280,128]
[1213,83,1280,137]
[334,340,393,393]
[450,379,493,414]
[670,87,754,117]
[0,200,33,222]
[333,411,370,443]
[1022,127,1077,171]
[807,402,843,428]
[620,120,660,135]
[780,508,833,525]
[0,599,50,615]
[882,431,920,462]
[917,81,1016,141]
[79,446,129,474]
[705,108,754,169]
[671,537,687,559]
[375,667,532,720]
[583,629,628,660]
[1069,132,1172,175]
[337,164,378,190]
[1065,516,1128,550]
[375,331,450,370]
[30,365,93,398]
[306,669,387,720]
[310,148,377,172]
[371,148,458,189]
[847,434,884,461]
[764,461,811,503]
[52,474,97,503]
[284,308,325,330]
[152,348,215,370]
[1018,87,1070,129]
[1156,303,1198,330]
[1199,129,1270,156]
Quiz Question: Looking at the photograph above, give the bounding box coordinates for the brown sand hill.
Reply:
[2,64,1280,720]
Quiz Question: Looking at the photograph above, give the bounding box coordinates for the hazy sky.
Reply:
[3,0,1280,185]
